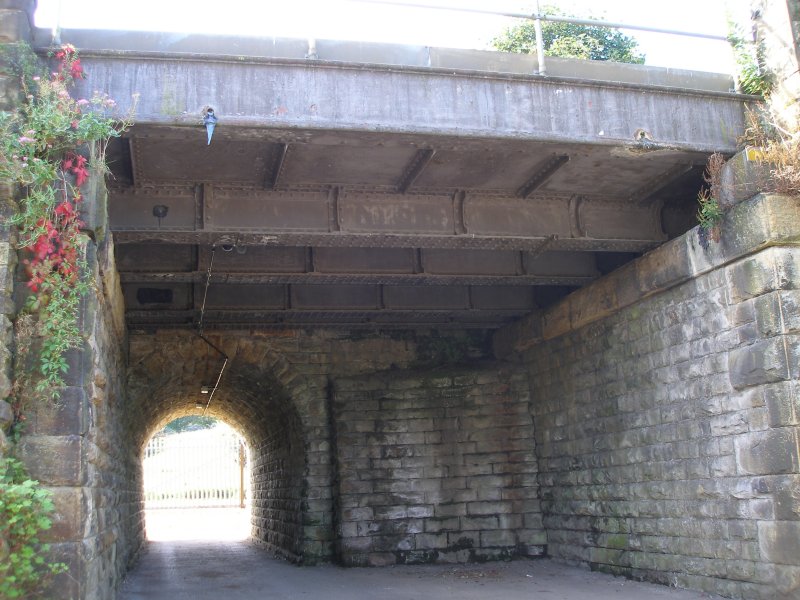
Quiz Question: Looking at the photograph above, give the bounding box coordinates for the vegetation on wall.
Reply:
[696,15,796,244]
[0,43,134,599]
[728,22,774,96]
[696,153,725,249]
[492,5,645,64]
[741,106,800,196]
[0,457,66,599]
[0,43,133,404]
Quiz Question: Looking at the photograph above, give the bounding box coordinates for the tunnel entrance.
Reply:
[128,334,315,563]
[143,417,249,541]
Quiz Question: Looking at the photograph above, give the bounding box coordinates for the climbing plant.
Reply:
[0,41,134,599]
[0,457,67,599]
[0,42,134,404]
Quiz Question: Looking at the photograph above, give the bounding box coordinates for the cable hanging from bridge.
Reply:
[197,245,229,416]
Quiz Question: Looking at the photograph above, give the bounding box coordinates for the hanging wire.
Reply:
[198,245,216,337]
[197,245,229,415]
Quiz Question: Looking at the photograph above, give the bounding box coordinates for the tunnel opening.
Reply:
[142,416,250,541]
[129,335,312,562]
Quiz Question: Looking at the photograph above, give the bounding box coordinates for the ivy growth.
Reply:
[0,42,134,401]
[0,457,67,599]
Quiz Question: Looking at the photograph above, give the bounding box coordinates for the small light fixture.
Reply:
[200,386,211,394]
[203,108,217,145]
[152,204,168,227]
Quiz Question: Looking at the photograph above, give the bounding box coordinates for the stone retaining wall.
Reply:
[500,193,800,599]
[332,365,545,566]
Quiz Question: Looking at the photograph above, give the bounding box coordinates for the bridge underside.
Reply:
[50,31,745,331]
[108,125,710,330]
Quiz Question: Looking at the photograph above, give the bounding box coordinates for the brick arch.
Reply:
[127,333,331,562]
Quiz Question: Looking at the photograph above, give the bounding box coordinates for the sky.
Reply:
[34,0,752,73]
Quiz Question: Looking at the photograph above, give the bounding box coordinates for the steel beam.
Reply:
[516,155,570,198]
[110,187,666,250]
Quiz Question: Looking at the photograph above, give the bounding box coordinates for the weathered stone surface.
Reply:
[758,520,800,565]
[25,386,88,436]
[18,435,83,486]
[333,364,543,566]
[513,190,800,599]
[45,486,87,542]
[764,381,800,427]
[735,428,800,475]
[729,337,792,389]
[719,149,775,208]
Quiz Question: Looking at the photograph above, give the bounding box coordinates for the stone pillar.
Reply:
[754,0,800,128]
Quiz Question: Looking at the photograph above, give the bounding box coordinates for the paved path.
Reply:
[120,540,724,600]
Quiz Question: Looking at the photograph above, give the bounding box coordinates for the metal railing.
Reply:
[143,426,248,509]
[339,0,730,76]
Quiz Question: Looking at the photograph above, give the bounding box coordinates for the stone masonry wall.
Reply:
[0,0,32,461]
[18,223,139,597]
[332,364,545,566]
[249,388,306,560]
[500,193,800,599]
[125,329,494,568]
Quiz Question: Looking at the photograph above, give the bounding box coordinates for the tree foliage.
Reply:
[163,416,218,434]
[492,5,645,64]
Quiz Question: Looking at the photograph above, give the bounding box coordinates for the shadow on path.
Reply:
[120,540,725,600]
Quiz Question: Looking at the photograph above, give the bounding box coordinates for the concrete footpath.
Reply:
[119,540,725,600]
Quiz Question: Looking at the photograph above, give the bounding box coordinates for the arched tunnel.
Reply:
[127,332,327,563]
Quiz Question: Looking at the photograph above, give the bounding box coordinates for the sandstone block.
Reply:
[719,148,774,208]
[729,338,790,390]
[480,529,516,547]
[758,520,800,565]
[765,381,800,427]
[735,428,800,475]
[775,565,800,599]
[727,250,784,304]
[26,386,88,436]
[45,487,86,543]
[18,435,83,486]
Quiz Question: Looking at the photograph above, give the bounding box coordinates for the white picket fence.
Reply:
[143,424,248,509]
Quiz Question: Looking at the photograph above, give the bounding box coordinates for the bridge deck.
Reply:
[40,29,752,329]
